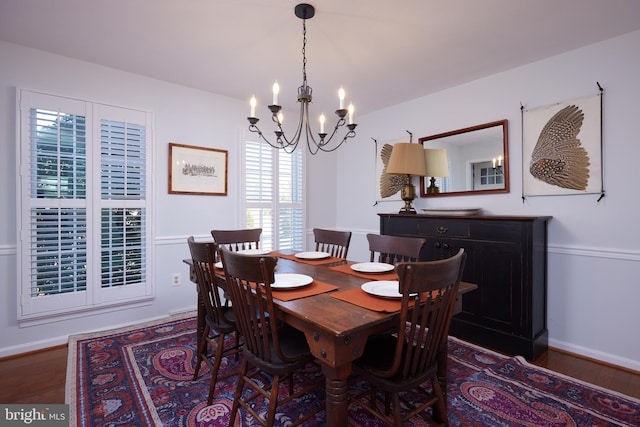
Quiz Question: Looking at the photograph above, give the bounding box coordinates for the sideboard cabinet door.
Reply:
[379,214,550,360]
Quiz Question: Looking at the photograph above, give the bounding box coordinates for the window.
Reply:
[474,160,504,190]
[17,90,154,322]
[243,138,305,251]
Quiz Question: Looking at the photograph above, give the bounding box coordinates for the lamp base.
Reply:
[427,176,440,194]
[398,206,417,214]
[399,179,418,214]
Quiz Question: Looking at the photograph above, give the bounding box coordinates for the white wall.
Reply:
[335,30,640,370]
[0,41,251,355]
[2,30,639,371]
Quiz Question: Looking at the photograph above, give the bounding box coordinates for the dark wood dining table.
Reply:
[184,252,477,427]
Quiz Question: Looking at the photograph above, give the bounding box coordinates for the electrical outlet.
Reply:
[171,273,181,286]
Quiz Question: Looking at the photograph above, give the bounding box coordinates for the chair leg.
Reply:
[206,332,227,405]
[266,374,281,427]
[234,331,241,360]
[288,373,294,395]
[193,325,210,380]
[391,393,403,426]
[431,376,449,427]
[369,389,377,412]
[229,358,248,427]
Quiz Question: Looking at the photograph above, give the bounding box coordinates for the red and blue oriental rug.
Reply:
[66,314,640,426]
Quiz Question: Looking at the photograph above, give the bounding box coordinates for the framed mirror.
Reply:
[419,119,509,197]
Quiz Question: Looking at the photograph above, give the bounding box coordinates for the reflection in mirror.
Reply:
[419,119,509,197]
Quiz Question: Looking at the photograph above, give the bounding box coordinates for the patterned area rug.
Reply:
[66,314,640,426]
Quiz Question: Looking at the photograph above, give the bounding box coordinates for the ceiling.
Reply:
[2,0,640,116]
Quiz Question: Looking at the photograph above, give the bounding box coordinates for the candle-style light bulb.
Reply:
[348,103,354,124]
[338,87,345,109]
[319,114,326,134]
[498,155,503,167]
[250,96,256,118]
[492,158,497,168]
[272,81,280,105]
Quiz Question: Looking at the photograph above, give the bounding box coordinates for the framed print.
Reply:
[522,93,602,197]
[168,143,228,195]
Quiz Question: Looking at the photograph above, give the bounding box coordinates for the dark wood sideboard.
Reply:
[379,213,551,360]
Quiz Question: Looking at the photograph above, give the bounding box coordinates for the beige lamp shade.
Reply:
[424,148,449,177]
[385,143,428,176]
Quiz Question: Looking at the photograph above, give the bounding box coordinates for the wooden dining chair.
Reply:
[313,228,352,259]
[349,248,467,427]
[220,248,324,427]
[367,233,427,264]
[211,228,262,252]
[187,236,242,405]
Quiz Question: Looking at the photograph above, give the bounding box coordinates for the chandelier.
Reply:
[247,3,357,154]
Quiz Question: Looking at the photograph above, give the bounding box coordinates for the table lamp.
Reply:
[424,148,449,194]
[385,143,428,213]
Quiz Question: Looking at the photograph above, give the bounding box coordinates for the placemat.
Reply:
[272,251,344,265]
[329,262,398,281]
[330,288,407,313]
[271,279,338,301]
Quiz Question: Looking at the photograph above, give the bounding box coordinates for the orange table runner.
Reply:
[329,262,398,281]
[271,279,338,301]
[272,251,344,266]
[330,288,408,313]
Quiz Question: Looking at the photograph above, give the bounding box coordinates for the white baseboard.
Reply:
[549,338,640,372]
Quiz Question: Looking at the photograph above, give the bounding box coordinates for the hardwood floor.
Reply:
[532,348,640,399]
[1,343,638,405]
[0,345,67,404]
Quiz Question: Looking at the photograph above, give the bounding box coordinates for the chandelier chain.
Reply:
[302,19,308,88]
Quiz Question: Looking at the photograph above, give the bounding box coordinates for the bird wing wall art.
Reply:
[522,93,602,197]
[379,143,405,198]
[529,105,590,190]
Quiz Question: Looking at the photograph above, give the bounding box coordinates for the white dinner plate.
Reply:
[237,248,271,256]
[351,262,394,273]
[271,273,313,290]
[214,261,223,269]
[294,251,330,260]
[361,281,403,299]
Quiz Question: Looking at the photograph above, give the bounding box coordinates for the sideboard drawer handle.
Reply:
[436,226,448,234]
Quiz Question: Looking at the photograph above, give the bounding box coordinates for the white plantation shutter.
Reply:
[243,138,305,251]
[277,148,304,250]
[99,118,147,290]
[29,208,88,297]
[101,119,146,199]
[17,90,153,321]
[26,106,89,300]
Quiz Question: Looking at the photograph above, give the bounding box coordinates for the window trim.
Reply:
[16,89,155,324]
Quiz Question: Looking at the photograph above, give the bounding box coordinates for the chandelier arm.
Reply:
[271,101,306,150]
[321,117,345,146]
[249,122,292,150]
[312,115,357,152]
[302,102,322,155]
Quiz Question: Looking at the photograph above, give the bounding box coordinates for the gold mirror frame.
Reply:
[419,119,509,197]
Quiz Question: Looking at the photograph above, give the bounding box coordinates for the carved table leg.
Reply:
[321,363,351,427]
